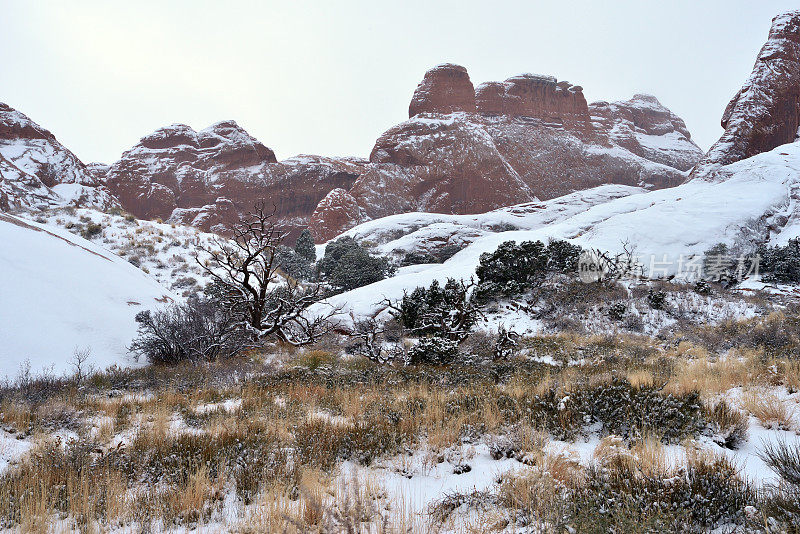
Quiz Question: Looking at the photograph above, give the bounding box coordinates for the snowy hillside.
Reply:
[0,213,174,379]
[33,207,228,293]
[321,140,800,322]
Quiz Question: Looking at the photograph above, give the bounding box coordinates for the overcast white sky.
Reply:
[1,1,797,164]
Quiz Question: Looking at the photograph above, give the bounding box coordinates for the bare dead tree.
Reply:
[69,346,93,381]
[592,239,643,283]
[196,202,338,345]
[347,318,393,364]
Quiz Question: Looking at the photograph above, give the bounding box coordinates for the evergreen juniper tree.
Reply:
[294,228,317,263]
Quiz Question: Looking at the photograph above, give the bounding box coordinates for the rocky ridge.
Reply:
[0,103,114,210]
[0,68,702,243]
[691,10,800,180]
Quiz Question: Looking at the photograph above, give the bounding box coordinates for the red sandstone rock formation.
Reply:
[691,10,800,180]
[0,102,115,211]
[590,94,700,171]
[105,121,366,236]
[308,188,368,242]
[475,74,591,128]
[408,63,476,117]
[304,65,702,240]
[0,62,702,245]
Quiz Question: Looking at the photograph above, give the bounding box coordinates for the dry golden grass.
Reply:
[497,468,561,528]
[167,465,225,525]
[593,434,635,470]
[630,435,669,477]
[7,316,800,532]
[783,360,800,391]
[665,353,763,398]
[0,400,32,432]
[740,388,795,430]
[627,368,654,389]
[543,450,584,487]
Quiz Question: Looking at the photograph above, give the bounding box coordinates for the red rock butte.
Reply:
[410,65,591,128]
[408,63,476,117]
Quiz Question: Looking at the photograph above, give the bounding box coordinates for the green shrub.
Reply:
[81,222,103,239]
[294,228,317,263]
[562,456,753,532]
[647,288,667,310]
[694,279,711,294]
[702,243,757,285]
[757,238,800,284]
[400,251,439,266]
[608,302,627,321]
[394,278,481,341]
[497,379,704,442]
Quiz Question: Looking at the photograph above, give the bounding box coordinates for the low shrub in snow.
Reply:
[391,278,483,342]
[758,238,800,284]
[497,379,704,442]
[130,292,250,365]
[474,239,582,299]
[406,336,459,365]
[316,236,394,291]
[646,288,667,310]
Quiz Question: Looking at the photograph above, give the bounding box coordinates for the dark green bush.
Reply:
[608,302,627,321]
[317,236,394,291]
[475,239,582,299]
[81,222,103,239]
[647,288,667,310]
[758,238,800,284]
[395,278,481,341]
[294,228,317,263]
[562,457,753,533]
[497,379,704,442]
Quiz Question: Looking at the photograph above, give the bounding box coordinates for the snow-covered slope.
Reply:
[0,213,174,379]
[35,207,229,294]
[320,140,800,322]
[334,184,647,259]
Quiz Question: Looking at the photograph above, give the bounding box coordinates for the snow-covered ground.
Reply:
[318,140,800,323]
[0,212,175,379]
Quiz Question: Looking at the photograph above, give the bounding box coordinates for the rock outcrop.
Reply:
[691,10,800,179]
[408,63,476,117]
[308,188,368,241]
[475,74,591,128]
[0,103,114,211]
[306,65,702,241]
[0,103,98,187]
[105,121,276,220]
[590,94,701,171]
[0,62,702,244]
[105,121,366,235]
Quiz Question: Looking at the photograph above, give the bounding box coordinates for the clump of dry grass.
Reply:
[666,353,762,398]
[740,389,795,430]
[0,400,33,433]
[705,399,748,449]
[626,368,654,389]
